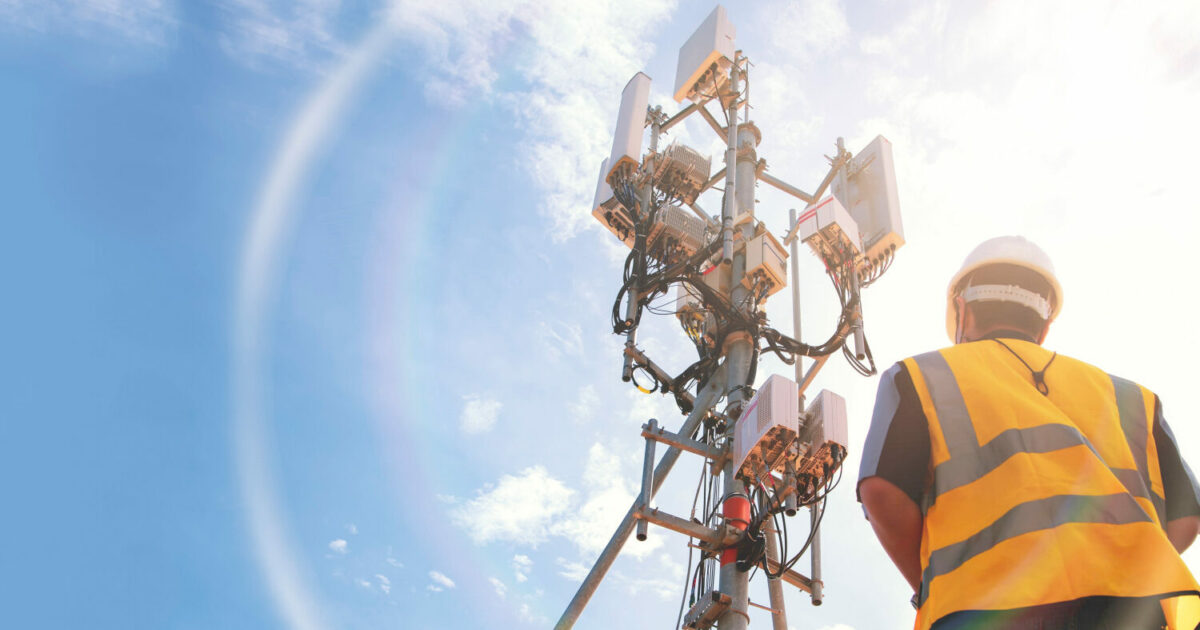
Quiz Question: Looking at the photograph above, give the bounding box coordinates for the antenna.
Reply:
[561,5,904,629]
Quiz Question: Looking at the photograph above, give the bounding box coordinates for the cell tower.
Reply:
[557,5,904,629]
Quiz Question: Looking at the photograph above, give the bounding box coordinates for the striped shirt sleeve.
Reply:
[858,362,930,507]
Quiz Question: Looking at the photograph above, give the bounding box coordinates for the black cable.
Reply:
[676,451,712,630]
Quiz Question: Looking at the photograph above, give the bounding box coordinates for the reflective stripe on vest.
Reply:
[1112,374,1167,524]
[916,492,1152,606]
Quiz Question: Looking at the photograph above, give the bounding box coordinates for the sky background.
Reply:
[3,1,1200,629]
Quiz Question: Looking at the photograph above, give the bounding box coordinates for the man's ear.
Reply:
[953,296,968,344]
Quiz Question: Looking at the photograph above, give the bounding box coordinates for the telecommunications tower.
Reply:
[557,6,904,629]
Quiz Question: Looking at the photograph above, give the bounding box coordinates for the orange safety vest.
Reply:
[902,339,1200,630]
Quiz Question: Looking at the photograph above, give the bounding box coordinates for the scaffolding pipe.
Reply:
[635,507,742,547]
[640,423,723,462]
[760,171,814,205]
[661,102,700,133]
[554,365,726,630]
[764,519,789,630]
[699,103,727,139]
[637,419,657,542]
[789,207,824,606]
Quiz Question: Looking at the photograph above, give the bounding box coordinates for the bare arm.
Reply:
[860,476,924,592]
[1166,515,1200,553]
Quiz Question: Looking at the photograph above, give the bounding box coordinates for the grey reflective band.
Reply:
[931,423,1156,505]
[911,352,978,458]
[962,283,1052,319]
[917,493,1153,606]
[1111,374,1165,524]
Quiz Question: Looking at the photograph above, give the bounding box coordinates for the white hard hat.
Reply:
[944,236,1063,342]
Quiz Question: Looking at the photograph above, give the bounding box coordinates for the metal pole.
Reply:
[760,171,815,205]
[716,56,758,630]
[789,209,824,607]
[717,350,752,630]
[809,502,824,605]
[621,112,663,383]
[555,365,726,629]
[850,269,866,361]
[763,519,789,630]
[637,419,657,542]
[719,56,740,266]
[637,507,742,547]
[788,208,805,380]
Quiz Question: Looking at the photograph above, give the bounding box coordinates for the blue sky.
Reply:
[3,1,1200,629]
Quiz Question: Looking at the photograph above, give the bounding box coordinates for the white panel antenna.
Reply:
[831,135,904,267]
[608,72,652,179]
[593,156,615,210]
[797,389,848,481]
[592,157,636,248]
[733,374,799,478]
[673,5,736,103]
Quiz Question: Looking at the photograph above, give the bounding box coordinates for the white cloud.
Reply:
[621,574,676,600]
[427,584,443,593]
[0,0,177,46]
[460,394,502,434]
[624,388,683,441]
[538,320,584,361]
[488,576,507,598]
[659,552,685,580]
[346,523,357,535]
[556,557,589,582]
[328,539,347,554]
[517,602,544,624]
[387,0,677,242]
[815,625,856,630]
[512,554,532,583]
[550,442,663,559]
[761,0,849,66]
[428,570,456,590]
[453,444,662,561]
[568,385,599,424]
[450,466,574,546]
[217,0,346,70]
[374,574,391,595]
[355,577,372,589]
[386,550,403,568]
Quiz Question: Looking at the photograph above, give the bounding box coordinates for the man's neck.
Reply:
[977,329,1038,344]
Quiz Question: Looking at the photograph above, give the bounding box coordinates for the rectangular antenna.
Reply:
[592,157,636,248]
[673,5,736,103]
[831,135,904,267]
[608,72,652,178]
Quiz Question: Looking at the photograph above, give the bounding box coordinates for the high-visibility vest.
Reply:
[903,339,1200,630]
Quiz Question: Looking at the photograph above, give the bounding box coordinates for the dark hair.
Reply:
[958,263,1054,337]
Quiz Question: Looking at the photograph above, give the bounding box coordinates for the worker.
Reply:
[857,236,1200,629]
